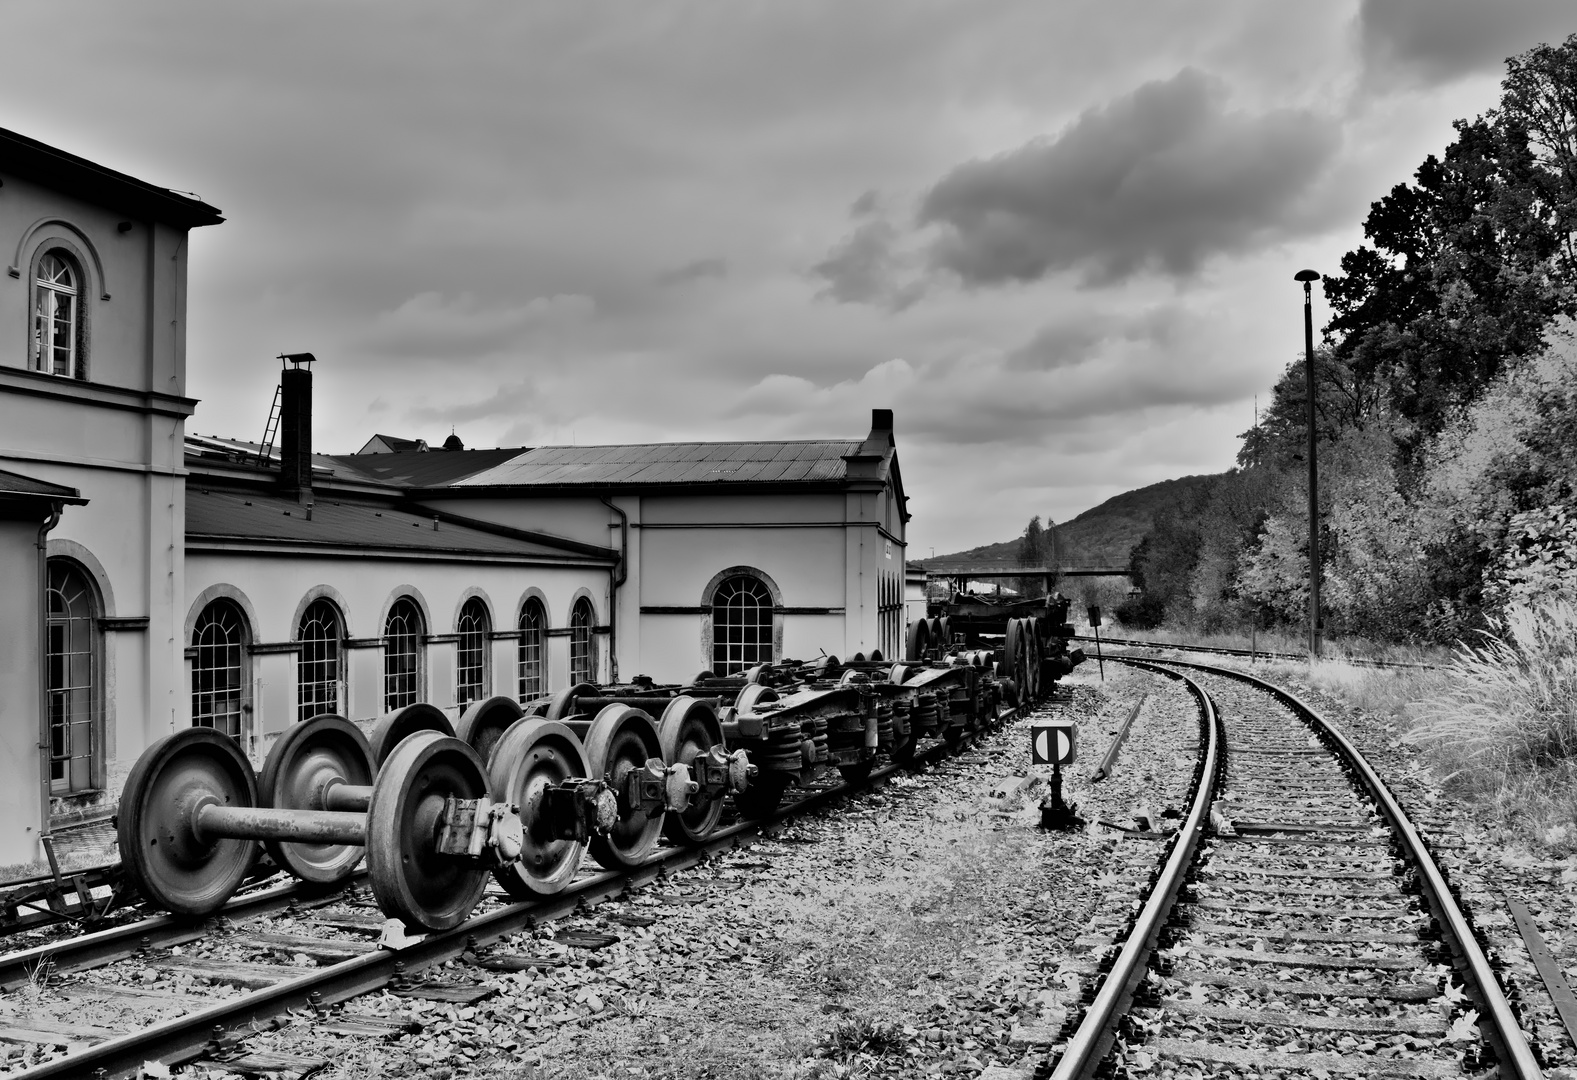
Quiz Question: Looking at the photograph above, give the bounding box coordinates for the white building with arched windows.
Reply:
[0,126,910,866]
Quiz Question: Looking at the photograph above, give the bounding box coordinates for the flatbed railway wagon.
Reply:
[913,585,1085,702]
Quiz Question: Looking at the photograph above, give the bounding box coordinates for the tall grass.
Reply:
[1408,600,1577,770]
[1405,599,1577,850]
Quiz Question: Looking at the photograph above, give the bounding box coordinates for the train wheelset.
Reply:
[116,689,756,931]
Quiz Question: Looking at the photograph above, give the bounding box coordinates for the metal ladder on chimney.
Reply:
[258,383,282,466]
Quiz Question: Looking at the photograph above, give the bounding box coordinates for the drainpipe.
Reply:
[600,495,628,684]
[35,504,61,848]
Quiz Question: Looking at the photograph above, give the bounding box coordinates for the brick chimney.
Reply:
[278,353,315,498]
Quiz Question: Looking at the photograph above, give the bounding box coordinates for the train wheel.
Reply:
[456,695,525,767]
[118,728,260,916]
[584,705,665,870]
[659,697,726,847]
[369,702,454,768]
[258,715,373,883]
[545,682,599,721]
[489,719,591,899]
[904,619,930,662]
[366,732,490,932]
[733,770,789,819]
[937,617,952,650]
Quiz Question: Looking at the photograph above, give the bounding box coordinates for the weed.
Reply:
[818,1014,907,1059]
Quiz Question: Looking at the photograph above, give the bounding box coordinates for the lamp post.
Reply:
[1294,269,1322,659]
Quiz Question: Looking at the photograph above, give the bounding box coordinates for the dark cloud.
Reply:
[1355,0,1575,89]
[849,189,880,217]
[918,68,1342,286]
[811,217,924,308]
[654,258,728,287]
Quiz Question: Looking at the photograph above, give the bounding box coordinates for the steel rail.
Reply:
[1142,657,1542,1080]
[14,714,1013,1080]
[0,873,357,992]
[1070,633,1439,670]
[1048,660,1221,1080]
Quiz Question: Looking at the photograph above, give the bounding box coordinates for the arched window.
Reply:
[33,252,81,378]
[456,597,491,706]
[384,597,425,711]
[46,559,100,792]
[517,598,546,700]
[569,598,596,684]
[192,600,248,739]
[711,575,773,675]
[297,598,343,722]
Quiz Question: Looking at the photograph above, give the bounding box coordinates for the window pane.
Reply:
[297,599,342,722]
[711,576,772,675]
[569,600,595,684]
[384,598,424,711]
[192,601,247,739]
[46,561,98,793]
[517,601,544,700]
[456,598,490,706]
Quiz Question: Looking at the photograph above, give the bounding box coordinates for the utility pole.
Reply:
[1295,269,1322,659]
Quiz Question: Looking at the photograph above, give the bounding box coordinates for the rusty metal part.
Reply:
[1088,694,1147,783]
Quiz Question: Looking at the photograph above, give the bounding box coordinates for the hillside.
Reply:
[919,473,1225,570]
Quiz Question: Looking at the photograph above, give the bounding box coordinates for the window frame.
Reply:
[45,558,102,793]
[29,246,88,380]
[383,596,426,712]
[455,597,491,706]
[517,597,547,701]
[191,598,250,741]
[710,575,774,675]
[569,598,597,685]
[296,597,344,722]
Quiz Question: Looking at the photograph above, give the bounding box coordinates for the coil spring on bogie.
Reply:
[876,700,894,749]
[911,692,942,737]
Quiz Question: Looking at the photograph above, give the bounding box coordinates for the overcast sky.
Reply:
[5,1,1573,556]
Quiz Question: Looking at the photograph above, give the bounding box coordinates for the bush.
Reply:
[1408,598,1577,771]
[1114,593,1165,630]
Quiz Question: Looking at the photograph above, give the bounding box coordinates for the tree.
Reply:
[1320,36,1577,453]
[1017,515,1052,598]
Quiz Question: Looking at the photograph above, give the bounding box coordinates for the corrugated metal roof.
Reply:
[186,488,604,561]
[329,449,525,488]
[452,441,862,489]
[0,467,81,500]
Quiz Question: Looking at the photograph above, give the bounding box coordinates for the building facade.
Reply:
[0,127,222,856]
[0,127,912,866]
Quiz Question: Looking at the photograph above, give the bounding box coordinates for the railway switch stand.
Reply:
[1030,719,1083,831]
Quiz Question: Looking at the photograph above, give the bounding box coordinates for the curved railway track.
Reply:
[1071,634,1440,671]
[0,712,1009,1079]
[1047,658,1540,1080]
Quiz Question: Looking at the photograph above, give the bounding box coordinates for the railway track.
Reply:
[0,713,1008,1079]
[1048,658,1540,1080]
[1071,634,1440,671]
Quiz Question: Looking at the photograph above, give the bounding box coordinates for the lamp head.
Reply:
[1294,269,1320,283]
